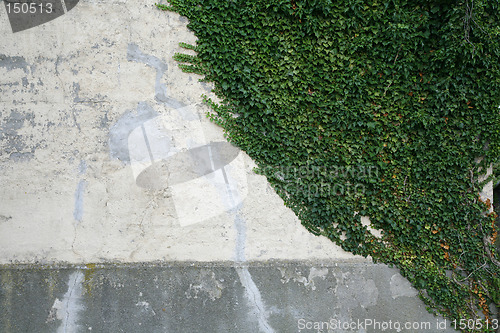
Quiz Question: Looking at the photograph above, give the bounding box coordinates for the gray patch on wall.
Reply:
[0,109,36,160]
[73,179,87,223]
[0,110,34,136]
[0,215,12,224]
[108,102,158,164]
[0,54,29,73]
[9,152,34,162]
[126,43,186,110]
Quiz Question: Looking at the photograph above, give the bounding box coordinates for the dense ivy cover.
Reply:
[158,0,500,329]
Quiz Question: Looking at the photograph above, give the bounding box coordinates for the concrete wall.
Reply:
[0,262,459,333]
[0,0,355,265]
[0,1,476,332]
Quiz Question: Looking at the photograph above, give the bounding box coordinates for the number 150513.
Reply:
[452,318,499,331]
[6,2,54,14]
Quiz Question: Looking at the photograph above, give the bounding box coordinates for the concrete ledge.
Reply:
[0,261,458,332]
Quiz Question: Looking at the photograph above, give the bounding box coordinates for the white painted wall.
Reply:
[0,0,363,264]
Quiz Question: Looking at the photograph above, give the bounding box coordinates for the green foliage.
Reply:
[157,0,500,329]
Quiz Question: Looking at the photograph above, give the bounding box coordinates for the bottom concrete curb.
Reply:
[0,262,459,333]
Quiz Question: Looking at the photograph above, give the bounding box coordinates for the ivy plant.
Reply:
[157,0,500,330]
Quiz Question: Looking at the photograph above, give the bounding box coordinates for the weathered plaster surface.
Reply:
[0,0,360,264]
[0,263,460,333]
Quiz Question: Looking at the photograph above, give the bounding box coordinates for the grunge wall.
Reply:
[0,1,484,331]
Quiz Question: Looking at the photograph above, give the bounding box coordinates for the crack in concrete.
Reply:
[70,223,81,259]
[57,271,84,333]
[236,267,275,333]
[63,275,78,332]
[119,43,271,331]
[207,145,274,333]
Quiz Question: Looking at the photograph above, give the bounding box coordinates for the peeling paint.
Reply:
[1,109,35,135]
[135,301,156,316]
[198,129,277,331]
[234,214,247,264]
[72,82,108,105]
[0,54,29,73]
[221,151,274,332]
[185,270,224,301]
[0,81,19,88]
[278,266,328,291]
[72,83,82,103]
[0,2,464,329]
[73,158,88,225]
[0,109,36,161]
[0,264,459,332]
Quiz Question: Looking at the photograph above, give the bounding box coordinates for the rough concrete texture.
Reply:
[0,0,361,264]
[0,262,459,333]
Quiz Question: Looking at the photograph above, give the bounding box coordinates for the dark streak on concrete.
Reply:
[0,215,12,223]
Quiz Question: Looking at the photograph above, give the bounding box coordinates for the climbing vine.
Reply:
[157,0,500,330]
